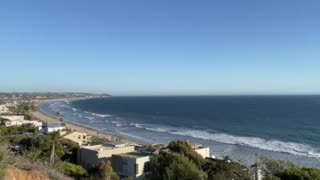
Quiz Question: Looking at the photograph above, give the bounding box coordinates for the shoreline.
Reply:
[30,98,142,145]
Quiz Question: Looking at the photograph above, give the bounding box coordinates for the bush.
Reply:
[55,161,88,179]
[98,161,120,180]
[0,145,9,179]
[168,141,205,167]
[90,137,110,145]
[276,168,320,180]
[147,152,207,180]
[202,158,252,180]
[261,157,296,176]
[13,156,72,180]
[18,134,65,161]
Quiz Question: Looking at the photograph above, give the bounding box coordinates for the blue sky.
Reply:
[0,0,319,95]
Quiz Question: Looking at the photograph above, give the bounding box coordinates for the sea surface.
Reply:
[39,96,320,167]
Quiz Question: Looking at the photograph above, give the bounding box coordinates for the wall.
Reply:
[63,132,87,145]
[78,145,135,169]
[195,147,210,158]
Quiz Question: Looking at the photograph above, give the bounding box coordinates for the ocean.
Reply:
[39,96,320,167]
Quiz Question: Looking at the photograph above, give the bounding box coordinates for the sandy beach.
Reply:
[30,98,140,145]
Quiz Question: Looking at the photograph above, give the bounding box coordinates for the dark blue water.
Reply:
[40,96,320,167]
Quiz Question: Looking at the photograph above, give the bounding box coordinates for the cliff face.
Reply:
[5,167,49,180]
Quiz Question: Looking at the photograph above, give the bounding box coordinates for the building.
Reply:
[112,152,152,180]
[62,131,88,145]
[1,115,43,130]
[0,105,9,114]
[190,143,211,158]
[77,142,135,168]
[45,124,65,134]
[0,115,24,121]
[3,120,42,129]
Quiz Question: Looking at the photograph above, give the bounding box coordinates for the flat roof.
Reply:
[47,124,64,128]
[118,151,151,158]
[81,144,132,152]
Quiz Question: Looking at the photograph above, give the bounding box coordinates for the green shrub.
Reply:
[55,161,88,179]
[202,158,251,180]
[168,141,205,167]
[98,161,119,180]
[276,168,320,180]
[0,145,9,180]
[147,152,207,180]
[90,137,110,145]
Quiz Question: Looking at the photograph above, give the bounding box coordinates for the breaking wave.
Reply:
[131,123,320,159]
[91,113,112,118]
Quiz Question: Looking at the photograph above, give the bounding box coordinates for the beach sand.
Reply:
[30,98,140,145]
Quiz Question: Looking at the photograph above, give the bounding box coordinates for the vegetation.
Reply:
[203,158,251,180]
[90,137,110,145]
[0,125,38,136]
[147,152,207,180]
[20,133,65,161]
[261,157,320,180]
[0,145,9,180]
[8,102,37,114]
[166,141,252,180]
[55,161,88,179]
[168,141,205,167]
[97,161,120,180]
[276,168,320,180]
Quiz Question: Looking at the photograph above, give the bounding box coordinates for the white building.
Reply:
[45,124,65,134]
[2,119,43,130]
[112,152,152,180]
[190,143,211,158]
[0,105,9,114]
[0,115,25,121]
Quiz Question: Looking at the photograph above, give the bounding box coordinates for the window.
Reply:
[135,164,139,174]
[144,162,150,173]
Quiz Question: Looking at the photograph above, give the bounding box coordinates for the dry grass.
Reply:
[5,166,49,180]
[12,156,73,180]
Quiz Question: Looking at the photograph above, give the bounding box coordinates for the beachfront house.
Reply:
[0,115,25,121]
[112,152,152,180]
[190,143,211,158]
[62,131,88,145]
[3,120,42,129]
[77,142,135,169]
[45,124,65,134]
[0,115,43,130]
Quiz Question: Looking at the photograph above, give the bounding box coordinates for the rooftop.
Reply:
[82,143,132,152]
[47,124,64,128]
[118,151,152,159]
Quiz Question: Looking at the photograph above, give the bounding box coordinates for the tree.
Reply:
[147,152,207,180]
[98,161,119,180]
[0,144,9,179]
[55,161,88,179]
[167,141,205,167]
[276,168,320,180]
[202,158,252,180]
[91,137,110,145]
[261,157,296,177]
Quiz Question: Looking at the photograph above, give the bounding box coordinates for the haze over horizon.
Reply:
[1,0,319,96]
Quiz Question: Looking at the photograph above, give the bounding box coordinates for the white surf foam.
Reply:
[85,116,95,120]
[91,113,112,118]
[131,123,320,159]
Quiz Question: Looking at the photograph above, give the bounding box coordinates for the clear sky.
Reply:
[0,0,319,96]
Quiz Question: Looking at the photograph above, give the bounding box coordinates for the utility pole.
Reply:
[50,143,55,168]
